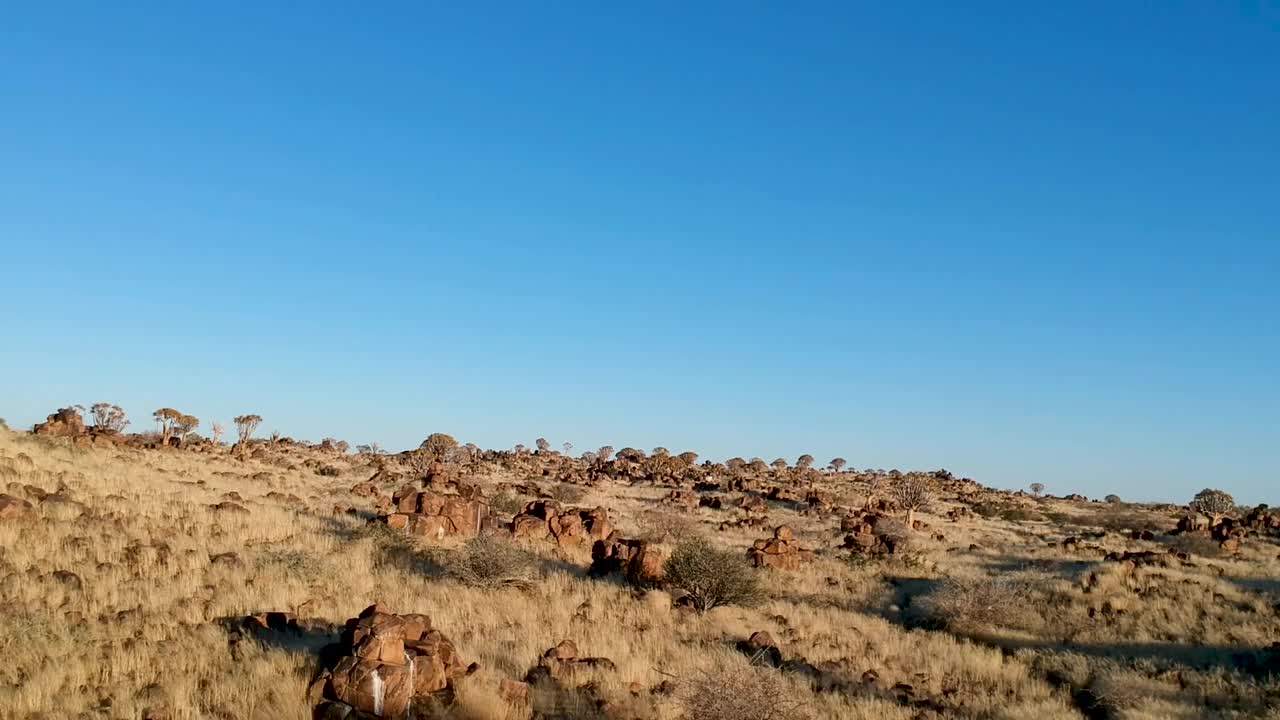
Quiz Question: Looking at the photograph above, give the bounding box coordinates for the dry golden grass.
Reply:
[1,428,1277,720]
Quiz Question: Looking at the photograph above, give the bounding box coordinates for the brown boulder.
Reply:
[0,494,35,521]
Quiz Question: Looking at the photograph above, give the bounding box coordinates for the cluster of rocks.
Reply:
[510,501,611,547]
[382,486,496,540]
[311,604,473,719]
[1244,505,1280,533]
[525,639,617,684]
[841,512,909,556]
[588,533,666,585]
[1172,514,1247,553]
[748,525,815,569]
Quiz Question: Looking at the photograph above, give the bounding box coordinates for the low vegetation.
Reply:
[0,405,1276,719]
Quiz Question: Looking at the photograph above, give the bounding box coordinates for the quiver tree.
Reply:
[1190,488,1236,525]
[211,422,225,446]
[233,414,263,453]
[1029,482,1045,497]
[535,437,551,453]
[894,476,932,529]
[677,451,699,467]
[153,408,183,447]
[771,458,788,474]
[562,441,573,455]
[829,457,847,473]
[596,446,614,463]
[796,454,815,470]
[174,414,199,444]
[90,403,129,433]
[419,433,459,461]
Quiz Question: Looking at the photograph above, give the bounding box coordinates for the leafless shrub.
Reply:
[635,509,698,545]
[1167,533,1224,559]
[680,666,803,720]
[918,575,1042,634]
[663,536,763,614]
[446,536,537,590]
[490,492,524,515]
[547,484,587,505]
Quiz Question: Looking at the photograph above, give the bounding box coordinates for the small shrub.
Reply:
[663,536,763,613]
[636,510,698,545]
[680,666,801,720]
[446,536,538,589]
[490,491,525,515]
[1167,533,1224,559]
[972,503,1001,518]
[547,484,587,505]
[999,507,1044,522]
[317,465,341,477]
[1105,494,1123,504]
[918,575,1042,633]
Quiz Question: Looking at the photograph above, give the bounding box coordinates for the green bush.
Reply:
[663,537,763,614]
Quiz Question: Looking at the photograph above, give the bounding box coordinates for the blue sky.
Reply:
[1,2,1277,503]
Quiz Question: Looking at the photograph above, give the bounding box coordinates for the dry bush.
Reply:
[680,666,803,720]
[489,491,525,515]
[1085,507,1163,533]
[918,575,1043,634]
[635,509,698,544]
[663,536,763,613]
[547,483,587,505]
[1167,532,1225,559]
[446,536,539,590]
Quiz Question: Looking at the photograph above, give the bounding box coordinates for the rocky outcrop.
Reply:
[383,487,495,540]
[841,513,908,556]
[748,525,815,570]
[525,640,616,684]
[311,603,472,719]
[32,408,86,437]
[510,501,611,547]
[589,533,666,586]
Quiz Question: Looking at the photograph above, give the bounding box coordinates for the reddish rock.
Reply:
[0,494,35,521]
[748,525,815,570]
[315,604,468,719]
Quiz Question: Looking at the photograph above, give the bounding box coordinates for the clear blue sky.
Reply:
[2,3,1277,503]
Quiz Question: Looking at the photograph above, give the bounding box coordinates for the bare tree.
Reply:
[233,414,263,453]
[90,403,129,433]
[894,476,932,529]
[562,441,573,455]
[211,422,225,447]
[829,457,847,473]
[1029,482,1045,497]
